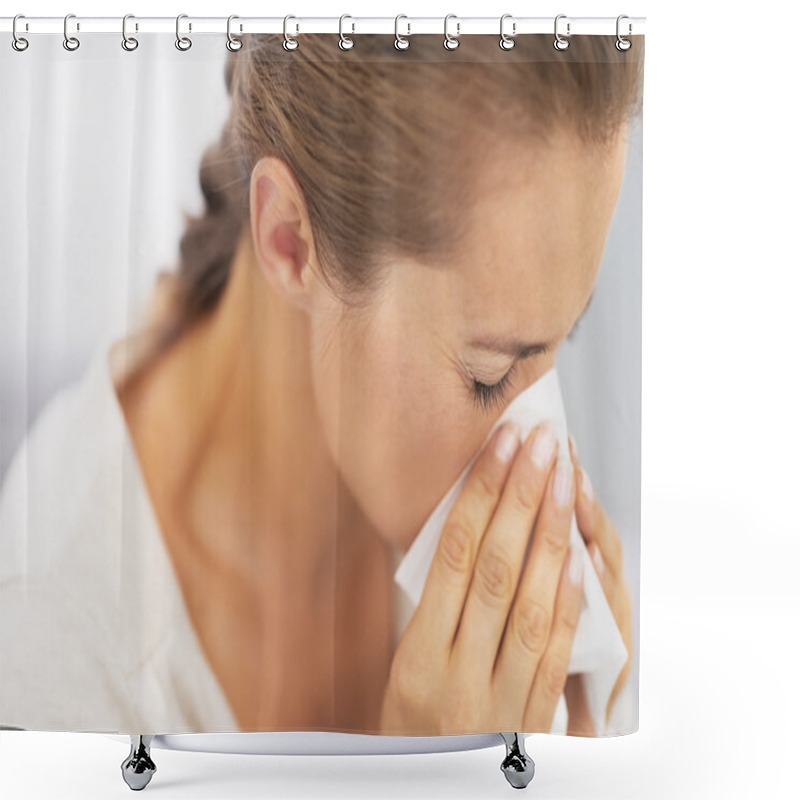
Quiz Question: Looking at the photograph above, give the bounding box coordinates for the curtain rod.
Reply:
[1,15,646,38]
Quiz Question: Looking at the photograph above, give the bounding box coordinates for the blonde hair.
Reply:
[133,33,644,383]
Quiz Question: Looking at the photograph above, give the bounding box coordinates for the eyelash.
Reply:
[471,363,516,412]
[469,317,582,412]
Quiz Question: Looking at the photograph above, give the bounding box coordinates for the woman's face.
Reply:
[305,127,628,551]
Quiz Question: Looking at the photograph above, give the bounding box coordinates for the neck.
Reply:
[141,229,373,594]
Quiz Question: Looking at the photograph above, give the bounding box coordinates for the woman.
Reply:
[2,32,642,736]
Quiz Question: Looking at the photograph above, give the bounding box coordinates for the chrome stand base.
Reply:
[121,735,157,791]
[117,731,531,790]
[499,732,535,789]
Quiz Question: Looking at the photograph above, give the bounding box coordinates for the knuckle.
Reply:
[475,545,515,604]
[554,605,579,638]
[439,519,474,577]
[512,472,542,514]
[513,596,551,655]
[537,522,569,560]
[471,465,501,506]
[540,659,569,699]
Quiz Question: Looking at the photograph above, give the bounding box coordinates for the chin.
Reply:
[345,474,423,553]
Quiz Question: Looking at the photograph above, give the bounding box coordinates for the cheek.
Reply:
[309,313,486,550]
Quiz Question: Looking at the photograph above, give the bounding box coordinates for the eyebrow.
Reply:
[467,289,595,358]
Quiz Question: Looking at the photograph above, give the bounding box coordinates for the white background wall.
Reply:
[1,2,798,799]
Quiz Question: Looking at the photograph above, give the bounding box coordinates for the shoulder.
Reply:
[144,270,182,329]
[0,344,126,659]
[0,571,128,731]
[1,345,122,583]
[0,340,168,732]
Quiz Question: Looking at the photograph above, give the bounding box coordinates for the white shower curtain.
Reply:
[1,27,643,737]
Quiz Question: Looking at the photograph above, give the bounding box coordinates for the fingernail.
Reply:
[494,421,520,463]
[553,456,573,507]
[592,546,604,577]
[569,546,583,584]
[579,465,594,503]
[529,424,557,469]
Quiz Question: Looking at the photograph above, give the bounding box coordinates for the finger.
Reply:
[569,450,624,581]
[606,589,634,723]
[568,435,590,549]
[491,443,574,700]
[568,432,578,461]
[451,423,559,681]
[523,544,584,732]
[586,540,615,604]
[414,421,521,655]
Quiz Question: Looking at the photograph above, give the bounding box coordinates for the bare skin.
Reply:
[110,122,633,734]
[112,255,395,733]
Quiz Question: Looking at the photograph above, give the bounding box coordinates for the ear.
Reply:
[249,156,315,311]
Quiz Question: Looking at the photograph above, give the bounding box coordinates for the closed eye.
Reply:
[471,364,516,412]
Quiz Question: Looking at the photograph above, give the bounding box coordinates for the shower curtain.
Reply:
[0,19,644,739]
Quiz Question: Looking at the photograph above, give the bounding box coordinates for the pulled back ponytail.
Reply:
[138,55,248,377]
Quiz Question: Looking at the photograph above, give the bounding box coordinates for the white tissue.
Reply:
[393,366,628,736]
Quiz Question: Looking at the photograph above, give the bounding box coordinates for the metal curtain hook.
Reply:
[499,14,516,50]
[63,13,80,51]
[176,13,192,51]
[227,15,242,51]
[122,14,138,51]
[616,14,632,51]
[339,14,354,50]
[554,14,570,50]
[283,15,298,50]
[394,15,410,50]
[12,14,29,51]
[443,14,460,50]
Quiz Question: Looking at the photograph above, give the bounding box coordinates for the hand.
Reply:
[380,421,584,735]
[566,434,634,731]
